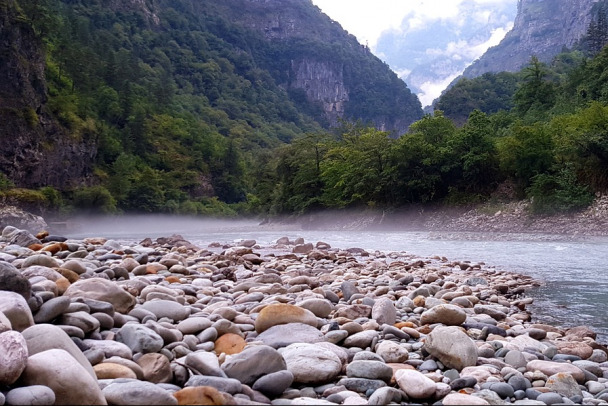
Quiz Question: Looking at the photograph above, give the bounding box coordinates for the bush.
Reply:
[71,186,117,213]
[527,165,595,214]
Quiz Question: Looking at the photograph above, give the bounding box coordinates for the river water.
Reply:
[65,215,608,344]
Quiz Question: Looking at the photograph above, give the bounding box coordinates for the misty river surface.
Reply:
[65,215,608,344]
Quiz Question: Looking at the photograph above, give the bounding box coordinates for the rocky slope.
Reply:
[292,196,608,239]
[462,0,597,79]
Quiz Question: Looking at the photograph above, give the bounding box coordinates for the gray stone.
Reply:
[0,290,34,331]
[257,322,325,349]
[116,323,164,354]
[280,342,342,384]
[20,349,107,405]
[424,326,478,370]
[21,255,61,269]
[102,380,177,405]
[343,330,379,348]
[222,345,286,385]
[337,378,386,393]
[341,281,359,301]
[420,304,467,326]
[184,351,226,377]
[33,296,71,323]
[6,229,40,247]
[0,331,28,386]
[139,300,189,321]
[83,339,133,360]
[545,372,583,397]
[185,375,243,394]
[489,382,515,398]
[0,261,31,298]
[371,298,396,325]
[22,324,96,379]
[375,340,409,363]
[5,385,56,406]
[504,350,527,369]
[57,311,100,334]
[297,298,333,318]
[367,387,404,405]
[346,360,393,382]
[176,316,212,335]
[252,370,294,397]
[536,392,564,405]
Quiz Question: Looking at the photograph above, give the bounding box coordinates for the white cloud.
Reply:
[312,0,518,106]
[418,73,462,106]
[312,0,515,48]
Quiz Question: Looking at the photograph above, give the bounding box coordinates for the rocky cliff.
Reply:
[463,0,598,78]
[0,0,96,189]
[196,0,422,134]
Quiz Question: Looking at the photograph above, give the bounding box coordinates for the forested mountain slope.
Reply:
[0,0,422,213]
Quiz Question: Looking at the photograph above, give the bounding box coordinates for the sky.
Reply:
[311,0,518,106]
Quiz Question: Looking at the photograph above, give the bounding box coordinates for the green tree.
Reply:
[443,110,500,198]
[497,122,555,195]
[513,56,557,119]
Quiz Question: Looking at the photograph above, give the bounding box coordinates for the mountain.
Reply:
[374,0,517,107]
[0,0,422,211]
[462,0,600,79]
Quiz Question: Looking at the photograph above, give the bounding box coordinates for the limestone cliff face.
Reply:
[463,0,598,78]
[0,1,96,189]
[290,59,349,127]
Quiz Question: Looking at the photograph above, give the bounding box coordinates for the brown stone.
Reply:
[165,276,181,284]
[555,341,594,360]
[28,244,43,251]
[56,268,80,283]
[136,353,172,383]
[413,296,426,307]
[566,326,597,340]
[93,363,137,380]
[54,277,71,295]
[254,303,317,333]
[214,333,246,355]
[35,231,49,240]
[394,322,417,329]
[42,243,69,255]
[173,386,225,405]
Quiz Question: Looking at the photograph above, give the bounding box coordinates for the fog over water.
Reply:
[63,214,608,343]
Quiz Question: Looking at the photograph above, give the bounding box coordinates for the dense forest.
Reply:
[3,0,608,218]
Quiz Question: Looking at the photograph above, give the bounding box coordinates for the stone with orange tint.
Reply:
[173,386,225,405]
[214,333,246,355]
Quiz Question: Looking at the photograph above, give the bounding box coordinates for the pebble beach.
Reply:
[1,225,608,405]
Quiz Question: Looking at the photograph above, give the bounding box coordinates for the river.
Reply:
[64,215,608,344]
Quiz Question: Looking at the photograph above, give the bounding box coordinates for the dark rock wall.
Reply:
[0,1,96,189]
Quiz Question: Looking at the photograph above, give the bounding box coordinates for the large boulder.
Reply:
[0,290,34,331]
[19,349,107,405]
[63,278,135,313]
[420,304,467,326]
[280,343,342,385]
[0,331,28,385]
[0,261,31,299]
[222,345,286,386]
[0,209,47,234]
[22,324,96,379]
[423,326,478,370]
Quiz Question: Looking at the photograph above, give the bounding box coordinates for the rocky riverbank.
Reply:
[1,227,607,405]
[288,195,608,239]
